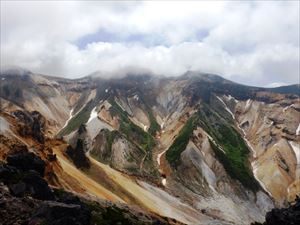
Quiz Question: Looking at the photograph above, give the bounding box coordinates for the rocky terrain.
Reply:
[0,151,179,225]
[0,69,299,224]
[251,196,300,225]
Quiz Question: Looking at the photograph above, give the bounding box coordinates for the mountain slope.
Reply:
[1,70,299,224]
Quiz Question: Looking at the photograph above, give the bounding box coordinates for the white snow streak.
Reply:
[204,131,226,154]
[60,108,74,131]
[296,123,300,136]
[157,149,168,165]
[245,99,252,110]
[283,104,295,112]
[87,107,98,123]
[216,96,235,119]
[133,94,139,101]
[143,125,148,132]
[289,141,300,165]
[225,94,238,103]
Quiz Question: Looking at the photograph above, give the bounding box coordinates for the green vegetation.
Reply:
[147,109,160,136]
[89,129,119,163]
[58,101,94,136]
[107,99,158,176]
[106,130,119,152]
[138,92,161,136]
[166,116,196,168]
[164,102,258,191]
[109,99,155,153]
[197,104,259,192]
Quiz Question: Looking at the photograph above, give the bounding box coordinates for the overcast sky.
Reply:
[1,1,299,87]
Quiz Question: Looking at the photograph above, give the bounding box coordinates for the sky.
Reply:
[1,1,299,87]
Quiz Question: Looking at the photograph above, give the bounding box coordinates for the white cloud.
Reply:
[1,1,299,86]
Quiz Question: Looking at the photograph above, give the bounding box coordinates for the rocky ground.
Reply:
[251,196,300,225]
[0,151,182,225]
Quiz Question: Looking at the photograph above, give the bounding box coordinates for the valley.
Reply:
[0,70,299,225]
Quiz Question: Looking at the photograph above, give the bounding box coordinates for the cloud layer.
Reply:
[1,1,299,86]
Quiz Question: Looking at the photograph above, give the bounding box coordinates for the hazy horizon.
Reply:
[1,1,299,87]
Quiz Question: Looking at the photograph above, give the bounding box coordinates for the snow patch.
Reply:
[283,104,295,112]
[203,131,226,154]
[225,94,238,103]
[289,141,300,165]
[162,178,166,186]
[133,94,139,101]
[143,125,148,132]
[60,108,74,131]
[245,99,252,111]
[296,123,300,136]
[157,149,168,166]
[87,107,98,123]
[216,96,235,119]
[105,89,108,93]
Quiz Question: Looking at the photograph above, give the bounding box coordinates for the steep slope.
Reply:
[1,70,299,224]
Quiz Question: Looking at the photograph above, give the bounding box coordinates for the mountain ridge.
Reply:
[1,67,299,91]
[1,70,299,225]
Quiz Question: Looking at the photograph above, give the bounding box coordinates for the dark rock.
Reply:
[78,123,87,135]
[12,110,33,125]
[7,152,46,176]
[66,139,90,169]
[53,188,81,204]
[47,153,57,161]
[22,170,54,200]
[253,196,300,225]
[0,184,39,225]
[31,201,90,225]
[2,153,54,200]
[0,164,21,183]
[12,110,45,143]
[8,182,26,197]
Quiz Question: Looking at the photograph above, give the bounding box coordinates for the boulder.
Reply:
[31,201,90,225]
[22,170,54,200]
[6,152,46,176]
[265,197,300,225]
[66,139,90,169]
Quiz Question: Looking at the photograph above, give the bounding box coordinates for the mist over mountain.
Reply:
[0,70,299,225]
[1,1,299,225]
[1,1,299,86]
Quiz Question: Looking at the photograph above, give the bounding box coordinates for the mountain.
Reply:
[0,70,299,225]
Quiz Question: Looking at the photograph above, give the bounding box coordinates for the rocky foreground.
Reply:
[0,151,181,225]
[252,197,300,225]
